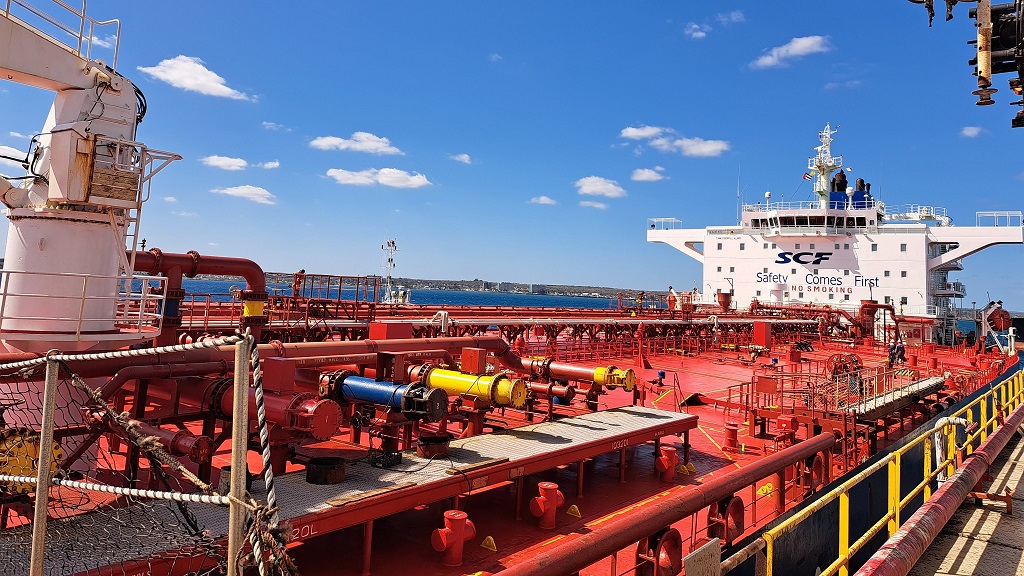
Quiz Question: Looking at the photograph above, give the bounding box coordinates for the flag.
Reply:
[802,173,812,180]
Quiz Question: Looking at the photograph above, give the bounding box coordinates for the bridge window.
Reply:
[884,296,891,304]
[740,243,745,250]
[900,243,907,252]
[900,296,908,305]
[901,271,907,278]
[809,243,815,249]
[884,271,891,277]
[717,243,722,250]
[717,266,722,272]
[871,244,878,252]
[730,267,735,272]
[764,243,769,249]
[844,243,850,249]
[835,243,840,249]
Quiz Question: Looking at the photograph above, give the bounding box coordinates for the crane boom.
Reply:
[0,12,109,91]
[0,2,180,353]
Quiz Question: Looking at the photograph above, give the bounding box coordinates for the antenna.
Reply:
[736,165,742,225]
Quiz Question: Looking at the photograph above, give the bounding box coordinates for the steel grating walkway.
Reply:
[850,376,946,421]
[42,405,694,575]
[193,405,697,536]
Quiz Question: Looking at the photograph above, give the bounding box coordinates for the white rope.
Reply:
[0,335,242,372]
[0,474,231,505]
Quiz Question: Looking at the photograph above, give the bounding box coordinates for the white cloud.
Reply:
[211,185,276,204]
[716,11,745,25]
[310,132,403,155]
[90,34,116,49]
[530,195,557,205]
[676,137,731,157]
[163,196,177,202]
[825,80,862,90]
[377,168,431,188]
[684,23,709,40]
[575,176,627,198]
[262,121,289,131]
[0,145,25,169]
[649,136,730,158]
[326,168,377,185]
[172,211,197,217]
[580,201,608,210]
[201,155,248,171]
[449,153,472,164]
[326,168,431,188]
[750,36,831,69]
[490,53,503,62]
[960,126,983,138]
[137,56,250,100]
[257,160,280,169]
[621,125,665,140]
[8,131,29,139]
[632,167,666,182]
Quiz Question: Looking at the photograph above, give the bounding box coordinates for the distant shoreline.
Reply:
[193,274,636,299]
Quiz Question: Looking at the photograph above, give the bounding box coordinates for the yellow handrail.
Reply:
[759,367,1023,576]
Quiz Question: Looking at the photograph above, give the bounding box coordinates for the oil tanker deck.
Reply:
[1,3,1023,576]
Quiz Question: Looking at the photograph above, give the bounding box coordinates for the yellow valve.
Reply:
[595,366,636,392]
[491,374,528,410]
[424,369,527,409]
[0,428,63,494]
[243,300,265,317]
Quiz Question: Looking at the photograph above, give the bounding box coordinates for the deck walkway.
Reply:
[908,428,1024,576]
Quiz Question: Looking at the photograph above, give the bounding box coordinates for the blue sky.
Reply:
[2,1,1023,309]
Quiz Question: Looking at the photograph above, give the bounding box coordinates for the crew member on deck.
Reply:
[292,269,306,300]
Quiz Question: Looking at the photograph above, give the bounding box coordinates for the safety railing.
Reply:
[753,363,1024,576]
[975,210,1023,227]
[0,269,165,338]
[2,0,121,68]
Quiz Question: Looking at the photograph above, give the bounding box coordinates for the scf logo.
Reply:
[775,251,833,265]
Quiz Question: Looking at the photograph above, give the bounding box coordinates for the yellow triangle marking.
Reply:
[480,536,497,552]
[685,462,697,474]
[566,504,582,518]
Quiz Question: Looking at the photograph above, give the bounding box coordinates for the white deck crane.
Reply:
[0,2,178,352]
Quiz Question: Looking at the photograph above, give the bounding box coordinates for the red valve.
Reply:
[529,481,565,529]
[655,445,680,482]
[431,510,476,566]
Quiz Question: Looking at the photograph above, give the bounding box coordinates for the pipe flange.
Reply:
[209,377,234,419]
[185,250,202,278]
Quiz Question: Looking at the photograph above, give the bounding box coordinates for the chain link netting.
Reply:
[0,366,227,576]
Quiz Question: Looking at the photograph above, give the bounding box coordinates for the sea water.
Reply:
[181,279,615,309]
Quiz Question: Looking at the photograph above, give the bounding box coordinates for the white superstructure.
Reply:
[648,124,1024,343]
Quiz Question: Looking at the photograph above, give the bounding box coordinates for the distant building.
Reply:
[479,280,494,291]
[497,282,513,292]
[529,284,546,294]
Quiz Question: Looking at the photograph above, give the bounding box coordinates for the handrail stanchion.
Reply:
[28,357,60,576]
[226,337,251,576]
